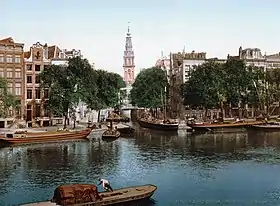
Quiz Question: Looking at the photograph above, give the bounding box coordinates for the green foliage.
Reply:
[181,59,259,110]
[0,77,19,118]
[40,56,125,124]
[180,58,280,116]
[92,70,125,110]
[130,67,168,108]
[181,60,225,108]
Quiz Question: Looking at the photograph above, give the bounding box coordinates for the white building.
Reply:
[230,46,280,70]
[120,85,132,107]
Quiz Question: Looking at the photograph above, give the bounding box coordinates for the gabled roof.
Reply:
[0,37,24,46]
[0,37,14,43]
[24,44,61,59]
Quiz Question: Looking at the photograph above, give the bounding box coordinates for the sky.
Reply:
[3,0,280,76]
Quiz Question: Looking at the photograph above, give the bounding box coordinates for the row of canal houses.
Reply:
[0,37,92,128]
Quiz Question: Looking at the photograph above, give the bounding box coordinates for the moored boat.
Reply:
[251,123,280,131]
[102,130,121,140]
[138,118,178,131]
[20,184,157,206]
[188,120,265,132]
[0,128,92,145]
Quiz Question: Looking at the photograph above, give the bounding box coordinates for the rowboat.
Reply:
[20,184,157,206]
[108,123,135,134]
[0,128,92,145]
[188,120,264,132]
[138,118,178,131]
[102,130,121,140]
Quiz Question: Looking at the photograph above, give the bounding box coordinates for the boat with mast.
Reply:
[137,86,179,131]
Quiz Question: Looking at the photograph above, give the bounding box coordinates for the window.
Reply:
[6,55,13,63]
[44,89,49,98]
[27,89,32,99]
[15,83,21,95]
[35,104,40,117]
[43,65,49,70]
[15,55,21,63]
[44,103,50,117]
[15,47,22,52]
[35,65,40,71]
[35,89,40,99]
[27,64,32,71]
[27,76,32,83]
[7,46,13,51]
[0,55,3,62]
[15,72,21,78]
[15,87,21,96]
[8,87,13,93]
[35,75,40,84]
[0,46,5,51]
[6,71,13,78]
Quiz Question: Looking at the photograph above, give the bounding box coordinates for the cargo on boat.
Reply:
[102,130,121,140]
[0,128,92,145]
[20,183,157,206]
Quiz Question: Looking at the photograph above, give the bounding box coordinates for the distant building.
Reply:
[229,46,280,70]
[24,42,59,127]
[123,23,135,85]
[0,37,24,128]
[23,42,83,127]
[51,49,82,65]
[155,52,171,82]
[122,23,135,107]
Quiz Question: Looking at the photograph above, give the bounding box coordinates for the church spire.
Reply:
[123,22,135,85]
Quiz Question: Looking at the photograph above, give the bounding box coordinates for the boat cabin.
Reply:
[0,130,27,138]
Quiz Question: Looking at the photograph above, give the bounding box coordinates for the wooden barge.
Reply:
[138,118,178,131]
[0,128,92,145]
[188,121,265,132]
[21,184,157,206]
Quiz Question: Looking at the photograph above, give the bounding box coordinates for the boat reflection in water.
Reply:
[3,128,280,205]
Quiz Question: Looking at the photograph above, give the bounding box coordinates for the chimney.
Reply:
[44,43,48,59]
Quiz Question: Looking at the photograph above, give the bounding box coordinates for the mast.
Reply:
[164,86,167,121]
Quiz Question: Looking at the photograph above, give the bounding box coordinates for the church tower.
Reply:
[123,23,135,85]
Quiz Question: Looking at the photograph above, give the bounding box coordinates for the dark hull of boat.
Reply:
[106,117,130,123]
[250,124,280,132]
[117,127,135,134]
[188,121,264,132]
[0,129,92,146]
[138,119,178,131]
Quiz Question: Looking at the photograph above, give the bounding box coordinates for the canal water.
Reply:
[1,129,280,206]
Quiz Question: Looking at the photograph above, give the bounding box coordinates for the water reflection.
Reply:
[2,130,280,205]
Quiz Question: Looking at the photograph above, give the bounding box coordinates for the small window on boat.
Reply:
[6,133,14,138]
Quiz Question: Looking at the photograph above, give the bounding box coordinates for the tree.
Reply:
[130,67,168,108]
[0,77,19,118]
[181,60,225,118]
[40,57,93,129]
[87,70,125,121]
[180,59,270,119]
[223,59,254,117]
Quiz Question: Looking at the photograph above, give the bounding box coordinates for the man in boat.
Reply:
[98,178,113,192]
